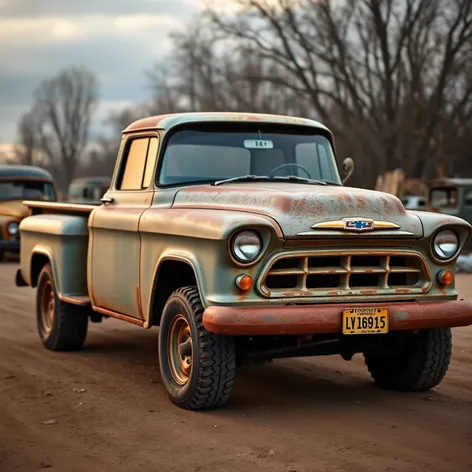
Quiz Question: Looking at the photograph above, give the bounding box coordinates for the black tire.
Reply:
[0,250,4,263]
[364,328,452,391]
[36,263,88,351]
[158,286,236,410]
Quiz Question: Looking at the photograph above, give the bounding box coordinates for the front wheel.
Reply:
[36,263,88,351]
[158,286,236,410]
[364,328,452,391]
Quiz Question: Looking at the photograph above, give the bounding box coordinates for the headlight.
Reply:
[231,230,262,263]
[432,229,459,260]
[7,221,19,236]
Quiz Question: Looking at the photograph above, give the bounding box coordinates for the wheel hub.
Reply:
[40,281,55,334]
[168,315,193,385]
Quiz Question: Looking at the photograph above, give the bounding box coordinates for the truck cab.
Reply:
[15,112,472,411]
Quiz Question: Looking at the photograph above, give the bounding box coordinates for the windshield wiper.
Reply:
[272,175,327,186]
[213,174,329,186]
[213,175,271,186]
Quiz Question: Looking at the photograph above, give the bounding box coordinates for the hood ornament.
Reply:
[312,218,400,233]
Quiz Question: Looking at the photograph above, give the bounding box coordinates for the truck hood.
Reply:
[172,183,423,238]
[0,200,29,219]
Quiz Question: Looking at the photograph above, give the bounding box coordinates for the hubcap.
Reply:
[40,280,55,334]
[168,315,193,385]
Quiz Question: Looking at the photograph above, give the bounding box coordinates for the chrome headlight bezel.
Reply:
[431,228,460,262]
[7,221,19,236]
[230,230,263,264]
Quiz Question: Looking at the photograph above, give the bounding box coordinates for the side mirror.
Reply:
[342,157,354,184]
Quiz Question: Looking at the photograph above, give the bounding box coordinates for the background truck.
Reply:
[67,176,111,204]
[15,112,472,410]
[427,178,472,252]
[0,164,57,262]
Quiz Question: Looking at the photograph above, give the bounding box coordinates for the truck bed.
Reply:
[18,203,92,306]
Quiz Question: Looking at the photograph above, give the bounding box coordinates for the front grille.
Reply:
[260,251,430,298]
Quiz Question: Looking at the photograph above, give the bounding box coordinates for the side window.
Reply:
[118,136,158,190]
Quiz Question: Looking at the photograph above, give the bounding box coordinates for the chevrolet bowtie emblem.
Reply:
[311,218,400,232]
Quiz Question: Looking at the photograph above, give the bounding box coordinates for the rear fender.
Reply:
[18,214,89,299]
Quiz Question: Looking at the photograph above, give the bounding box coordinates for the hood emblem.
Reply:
[312,218,400,233]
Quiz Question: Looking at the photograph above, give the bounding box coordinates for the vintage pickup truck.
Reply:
[15,112,472,410]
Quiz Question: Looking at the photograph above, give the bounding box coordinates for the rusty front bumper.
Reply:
[202,300,472,336]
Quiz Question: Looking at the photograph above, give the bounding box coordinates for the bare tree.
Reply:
[33,67,99,190]
[14,106,44,166]
[144,0,471,187]
[147,18,310,115]
[203,0,472,185]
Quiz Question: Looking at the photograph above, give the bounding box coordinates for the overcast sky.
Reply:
[0,0,204,147]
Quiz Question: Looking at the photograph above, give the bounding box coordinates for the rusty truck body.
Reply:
[15,112,472,410]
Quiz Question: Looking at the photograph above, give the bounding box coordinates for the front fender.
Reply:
[408,210,472,253]
[139,208,283,240]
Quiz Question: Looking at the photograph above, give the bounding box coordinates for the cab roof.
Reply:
[0,164,54,181]
[123,112,331,134]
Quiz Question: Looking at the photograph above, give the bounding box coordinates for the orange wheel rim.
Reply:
[168,315,193,385]
[40,280,55,334]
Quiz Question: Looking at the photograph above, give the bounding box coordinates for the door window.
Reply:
[118,136,159,190]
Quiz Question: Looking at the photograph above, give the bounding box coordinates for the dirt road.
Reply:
[0,261,471,472]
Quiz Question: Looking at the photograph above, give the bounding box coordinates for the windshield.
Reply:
[429,187,458,208]
[0,180,56,201]
[158,124,341,186]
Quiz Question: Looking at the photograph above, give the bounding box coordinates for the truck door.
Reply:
[89,134,159,318]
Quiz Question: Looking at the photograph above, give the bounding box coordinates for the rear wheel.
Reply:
[0,250,4,263]
[36,263,88,351]
[364,328,452,391]
[158,286,236,410]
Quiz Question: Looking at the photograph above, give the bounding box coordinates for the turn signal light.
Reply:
[437,270,453,286]
[235,274,253,291]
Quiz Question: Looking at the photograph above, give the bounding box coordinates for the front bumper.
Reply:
[202,300,472,335]
[0,239,20,252]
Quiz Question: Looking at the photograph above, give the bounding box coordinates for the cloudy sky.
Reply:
[0,0,205,150]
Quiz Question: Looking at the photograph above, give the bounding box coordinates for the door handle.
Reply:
[100,197,114,204]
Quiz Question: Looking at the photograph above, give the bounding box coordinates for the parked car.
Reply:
[401,195,426,210]
[67,177,111,204]
[0,164,56,261]
[15,112,472,410]
[427,178,472,251]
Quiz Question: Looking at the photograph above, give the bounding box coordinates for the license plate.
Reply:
[342,308,389,335]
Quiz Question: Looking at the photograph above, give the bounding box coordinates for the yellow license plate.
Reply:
[342,308,389,335]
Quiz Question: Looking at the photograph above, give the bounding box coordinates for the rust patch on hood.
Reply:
[172,183,422,238]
